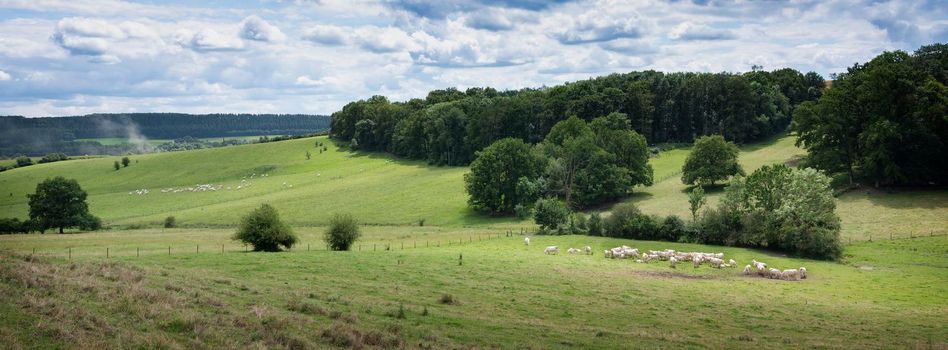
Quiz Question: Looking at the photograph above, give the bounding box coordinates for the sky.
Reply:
[0,0,945,117]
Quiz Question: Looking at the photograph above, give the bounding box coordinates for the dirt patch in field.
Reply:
[625,270,718,280]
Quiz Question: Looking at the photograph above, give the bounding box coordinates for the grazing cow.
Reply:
[544,246,559,255]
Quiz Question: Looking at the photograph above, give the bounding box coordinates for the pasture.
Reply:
[1,135,944,240]
[0,232,945,349]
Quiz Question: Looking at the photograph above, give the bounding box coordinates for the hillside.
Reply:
[1,134,945,240]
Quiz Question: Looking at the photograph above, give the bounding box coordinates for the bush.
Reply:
[513,204,531,220]
[587,213,603,236]
[113,160,120,171]
[698,165,842,259]
[533,198,570,233]
[659,215,687,242]
[164,216,176,228]
[77,213,102,231]
[15,156,32,167]
[232,204,297,251]
[324,213,360,251]
[38,153,68,164]
[0,218,29,234]
[121,157,130,167]
[464,138,547,214]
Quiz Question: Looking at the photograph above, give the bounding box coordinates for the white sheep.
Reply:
[604,249,613,258]
[567,248,582,254]
[693,256,703,268]
[669,256,678,269]
[584,246,592,255]
[544,246,559,255]
[524,237,530,246]
[743,265,752,275]
[708,258,724,268]
[782,269,800,281]
[768,268,782,279]
[799,267,807,279]
[728,259,737,266]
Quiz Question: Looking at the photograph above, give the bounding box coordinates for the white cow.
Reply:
[544,246,559,255]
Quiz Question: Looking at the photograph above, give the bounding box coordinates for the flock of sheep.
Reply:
[129,173,293,196]
[526,237,808,281]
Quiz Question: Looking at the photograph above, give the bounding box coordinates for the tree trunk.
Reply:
[59,226,63,234]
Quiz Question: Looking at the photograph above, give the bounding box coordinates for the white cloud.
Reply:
[0,70,10,81]
[301,24,350,45]
[175,28,244,51]
[353,26,419,53]
[240,15,286,42]
[668,22,735,41]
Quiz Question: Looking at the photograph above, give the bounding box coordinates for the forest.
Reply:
[0,113,330,156]
[330,68,825,166]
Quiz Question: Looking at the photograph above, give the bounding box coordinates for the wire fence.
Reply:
[13,228,540,259]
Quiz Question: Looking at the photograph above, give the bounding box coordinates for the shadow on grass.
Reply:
[840,186,948,209]
[329,139,465,171]
[679,183,728,194]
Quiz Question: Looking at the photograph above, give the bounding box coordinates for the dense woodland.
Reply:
[794,43,948,187]
[0,113,330,156]
[331,68,824,166]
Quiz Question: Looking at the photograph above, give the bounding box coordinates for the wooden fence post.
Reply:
[106,247,109,258]
[68,247,71,259]
[137,247,140,257]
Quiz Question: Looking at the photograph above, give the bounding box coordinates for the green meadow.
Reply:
[1,134,946,349]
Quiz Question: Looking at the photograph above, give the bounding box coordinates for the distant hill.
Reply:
[0,113,330,156]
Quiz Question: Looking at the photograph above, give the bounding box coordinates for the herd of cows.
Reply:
[526,237,808,281]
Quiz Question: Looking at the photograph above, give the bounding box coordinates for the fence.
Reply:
[16,228,540,259]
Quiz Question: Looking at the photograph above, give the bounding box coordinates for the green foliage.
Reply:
[687,186,706,222]
[464,138,547,214]
[121,157,130,167]
[232,204,297,252]
[682,135,744,186]
[533,198,570,233]
[27,177,92,233]
[113,160,120,171]
[699,165,842,259]
[164,216,176,228]
[0,217,30,234]
[513,204,531,220]
[794,43,948,186]
[15,156,32,167]
[77,213,102,231]
[324,213,360,251]
[587,212,603,236]
[38,153,68,164]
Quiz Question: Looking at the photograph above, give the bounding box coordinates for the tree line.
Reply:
[793,43,947,187]
[330,68,824,166]
[0,113,330,157]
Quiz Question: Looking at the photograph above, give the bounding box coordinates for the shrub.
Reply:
[15,156,32,167]
[113,160,120,171]
[38,153,68,164]
[121,157,130,167]
[533,198,570,233]
[603,203,640,238]
[232,204,297,251]
[0,218,29,234]
[587,213,603,236]
[164,216,176,228]
[513,204,531,220]
[659,215,687,242]
[438,294,457,305]
[324,213,360,251]
[77,213,102,231]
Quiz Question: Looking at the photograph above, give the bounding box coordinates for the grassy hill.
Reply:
[1,134,945,240]
[0,136,504,227]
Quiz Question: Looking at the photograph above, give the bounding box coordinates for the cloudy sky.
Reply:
[0,0,945,117]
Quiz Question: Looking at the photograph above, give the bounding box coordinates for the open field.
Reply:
[0,136,513,227]
[75,135,280,146]
[2,135,945,241]
[1,233,945,349]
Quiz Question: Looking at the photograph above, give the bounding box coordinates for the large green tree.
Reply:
[28,177,95,233]
[794,44,948,186]
[681,135,744,186]
[464,138,547,214]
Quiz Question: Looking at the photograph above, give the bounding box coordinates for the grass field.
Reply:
[1,133,946,349]
[0,232,945,349]
[1,134,944,241]
[74,136,276,146]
